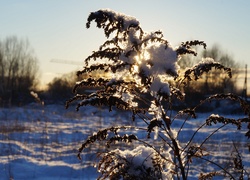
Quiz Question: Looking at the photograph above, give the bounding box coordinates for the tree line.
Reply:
[0,36,243,107]
[0,36,39,106]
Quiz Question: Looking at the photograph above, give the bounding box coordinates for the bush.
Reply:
[66,9,250,179]
[46,72,81,103]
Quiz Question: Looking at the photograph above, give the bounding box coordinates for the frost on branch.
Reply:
[86,9,140,37]
[67,9,208,112]
[183,57,232,81]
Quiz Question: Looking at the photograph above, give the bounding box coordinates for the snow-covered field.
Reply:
[0,104,249,179]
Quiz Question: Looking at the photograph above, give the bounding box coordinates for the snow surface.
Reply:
[0,104,249,179]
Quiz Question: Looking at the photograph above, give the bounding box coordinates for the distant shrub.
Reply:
[46,73,76,103]
[67,9,250,179]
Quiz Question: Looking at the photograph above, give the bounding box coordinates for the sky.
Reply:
[1,1,250,89]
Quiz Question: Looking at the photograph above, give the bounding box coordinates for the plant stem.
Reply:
[171,138,186,180]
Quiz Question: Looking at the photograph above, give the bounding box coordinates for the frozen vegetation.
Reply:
[1,9,249,180]
[0,104,249,179]
[62,9,250,179]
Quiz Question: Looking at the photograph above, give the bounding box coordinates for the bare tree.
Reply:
[0,36,39,105]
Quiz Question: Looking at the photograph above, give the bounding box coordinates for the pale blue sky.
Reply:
[1,1,250,88]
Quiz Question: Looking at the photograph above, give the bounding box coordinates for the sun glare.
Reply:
[133,64,139,73]
[134,55,141,64]
[143,51,150,60]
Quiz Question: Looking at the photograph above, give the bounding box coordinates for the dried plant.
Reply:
[66,9,250,179]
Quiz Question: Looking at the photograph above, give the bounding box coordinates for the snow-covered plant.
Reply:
[66,9,250,179]
[97,145,173,180]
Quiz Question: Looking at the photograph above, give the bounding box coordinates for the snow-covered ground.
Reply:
[0,104,249,179]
